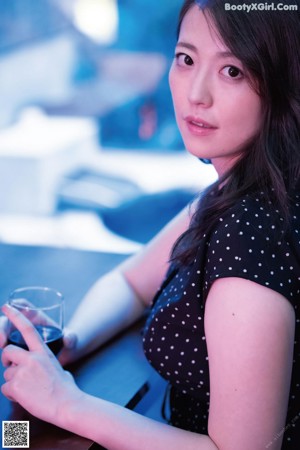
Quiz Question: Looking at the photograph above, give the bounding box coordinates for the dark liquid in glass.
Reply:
[8,325,63,355]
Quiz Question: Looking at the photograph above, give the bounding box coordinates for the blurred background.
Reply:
[0,0,217,254]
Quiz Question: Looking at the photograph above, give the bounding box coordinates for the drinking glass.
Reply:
[7,286,64,355]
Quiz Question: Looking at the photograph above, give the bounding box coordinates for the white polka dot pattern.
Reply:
[143,192,300,445]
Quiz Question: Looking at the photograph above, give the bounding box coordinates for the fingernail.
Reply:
[2,304,12,313]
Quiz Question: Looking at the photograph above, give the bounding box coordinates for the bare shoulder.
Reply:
[205,277,295,332]
[204,277,295,450]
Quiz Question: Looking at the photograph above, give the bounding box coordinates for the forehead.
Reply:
[179,5,228,53]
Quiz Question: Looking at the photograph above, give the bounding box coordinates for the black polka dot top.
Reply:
[143,191,300,449]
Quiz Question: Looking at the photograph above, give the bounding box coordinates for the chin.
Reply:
[184,146,213,160]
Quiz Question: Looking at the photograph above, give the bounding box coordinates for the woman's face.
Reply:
[169,5,262,175]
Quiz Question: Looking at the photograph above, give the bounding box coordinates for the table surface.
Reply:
[0,243,164,450]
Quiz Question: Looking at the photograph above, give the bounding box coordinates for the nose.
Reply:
[188,70,213,107]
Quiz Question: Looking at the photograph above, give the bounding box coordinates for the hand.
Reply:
[58,327,78,366]
[0,305,78,366]
[1,304,83,426]
[0,299,49,349]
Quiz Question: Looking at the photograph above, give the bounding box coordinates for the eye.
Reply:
[221,65,243,79]
[175,52,194,67]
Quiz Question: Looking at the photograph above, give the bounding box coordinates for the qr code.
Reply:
[2,421,29,448]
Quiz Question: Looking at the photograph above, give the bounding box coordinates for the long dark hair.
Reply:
[171,0,300,265]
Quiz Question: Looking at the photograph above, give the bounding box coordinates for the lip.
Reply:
[184,115,218,136]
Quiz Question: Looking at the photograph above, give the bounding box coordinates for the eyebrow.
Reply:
[216,50,236,59]
[176,41,197,52]
[176,41,236,59]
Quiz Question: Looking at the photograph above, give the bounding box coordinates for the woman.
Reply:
[1,1,299,448]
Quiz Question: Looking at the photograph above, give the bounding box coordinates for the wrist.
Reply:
[56,379,86,431]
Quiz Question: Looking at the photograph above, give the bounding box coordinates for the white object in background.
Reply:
[0,107,98,214]
[0,33,77,128]
[0,211,141,254]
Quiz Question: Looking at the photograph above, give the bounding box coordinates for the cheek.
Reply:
[226,94,262,138]
[168,67,187,111]
[242,99,262,137]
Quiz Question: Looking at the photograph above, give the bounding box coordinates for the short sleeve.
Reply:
[203,196,300,304]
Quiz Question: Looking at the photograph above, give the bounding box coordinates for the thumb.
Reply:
[62,328,77,350]
[58,328,78,366]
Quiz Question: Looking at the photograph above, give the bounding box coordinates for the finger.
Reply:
[1,344,28,368]
[58,329,77,365]
[8,299,58,329]
[3,364,18,382]
[1,304,49,354]
[58,349,70,366]
[1,381,17,402]
[62,329,77,350]
[0,315,9,348]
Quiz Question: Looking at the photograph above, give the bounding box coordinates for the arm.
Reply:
[60,277,294,449]
[205,277,295,450]
[2,304,220,450]
[63,393,219,450]
[60,205,193,364]
[3,272,292,449]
